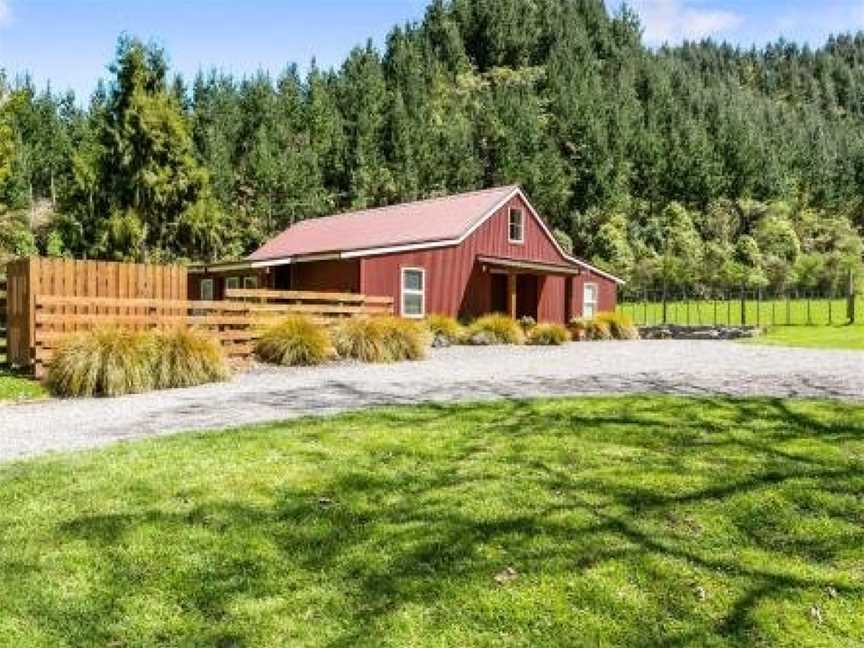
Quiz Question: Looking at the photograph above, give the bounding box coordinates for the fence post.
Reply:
[661,280,668,325]
[740,286,746,326]
[848,270,856,324]
[643,289,648,326]
[756,288,761,328]
[685,287,690,326]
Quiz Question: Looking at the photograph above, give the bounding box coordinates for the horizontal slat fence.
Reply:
[6,257,187,368]
[224,288,393,323]
[33,295,254,378]
[32,290,394,378]
[0,276,6,365]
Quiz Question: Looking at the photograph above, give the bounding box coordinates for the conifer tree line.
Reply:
[1,0,863,295]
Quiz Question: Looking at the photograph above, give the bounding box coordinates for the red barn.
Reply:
[190,186,623,324]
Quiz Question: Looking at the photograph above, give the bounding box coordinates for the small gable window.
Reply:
[401,267,425,318]
[509,208,524,243]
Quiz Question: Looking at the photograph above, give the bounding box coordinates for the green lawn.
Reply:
[0,367,46,402]
[2,396,864,646]
[747,325,864,351]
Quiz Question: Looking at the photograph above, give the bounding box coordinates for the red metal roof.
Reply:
[248,185,518,261]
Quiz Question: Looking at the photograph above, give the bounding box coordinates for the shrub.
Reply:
[425,313,463,343]
[466,313,525,345]
[332,318,389,362]
[586,319,613,341]
[154,328,231,388]
[378,317,430,361]
[528,322,570,345]
[517,315,536,333]
[595,312,640,340]
[568,317,590,341]
[47,328,157,398]
[255,316,333,366]
[48,326,232,398]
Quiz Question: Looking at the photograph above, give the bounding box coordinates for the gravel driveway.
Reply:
[2,340,862,462]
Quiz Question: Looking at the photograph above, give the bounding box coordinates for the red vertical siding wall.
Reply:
[570,269,618,318]
[359,193,618,323]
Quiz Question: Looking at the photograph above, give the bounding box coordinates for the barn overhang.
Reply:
[477,255,582,276]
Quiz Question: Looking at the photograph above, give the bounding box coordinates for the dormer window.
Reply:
[509,208,524,243]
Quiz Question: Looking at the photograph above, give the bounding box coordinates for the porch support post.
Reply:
[508,272,517,318]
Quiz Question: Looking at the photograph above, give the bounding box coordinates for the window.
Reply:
[200,278,214,301]
[243,275,259,289]
[508,208,524,243]
[583,283,598,319]
[225,276,240,292]
[401,268,425,318]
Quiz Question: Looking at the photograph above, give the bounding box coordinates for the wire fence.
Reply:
[618,288,860,327]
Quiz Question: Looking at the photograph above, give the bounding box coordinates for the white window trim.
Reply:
[508,207,525,244]
[200,278,215,301]
[583,283,598,318]
[401,267,426,319]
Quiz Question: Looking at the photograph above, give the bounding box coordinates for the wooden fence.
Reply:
[0,276,6,366]
[31,288,394,378]
[6,257,187,367]
[224,288,394,321]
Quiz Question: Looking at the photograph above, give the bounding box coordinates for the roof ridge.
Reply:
[293,184,518,227]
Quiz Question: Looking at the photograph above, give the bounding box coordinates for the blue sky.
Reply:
[0,0,862,100]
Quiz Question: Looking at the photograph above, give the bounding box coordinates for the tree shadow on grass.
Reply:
[41,396,864,646]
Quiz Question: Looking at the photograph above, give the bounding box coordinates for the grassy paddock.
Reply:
[619,296,861,327]
[1,396,863,646]
[746,325,864,351]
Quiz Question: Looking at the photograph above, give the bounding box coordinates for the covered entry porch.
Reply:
[477,256,582,323]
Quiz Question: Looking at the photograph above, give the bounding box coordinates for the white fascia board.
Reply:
[249,257,294,269]
[563,255,626,285]
[190,261,255,274]
[293,253,344,263]
[250,252,345,267]
[340,238,460,258]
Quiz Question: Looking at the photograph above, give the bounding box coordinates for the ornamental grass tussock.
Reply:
[527,322,571,345]
[594,311,640,340]
[154,328,231,388]
[47,326,230,398]
[378,316,430,361]
[332,317,389,362]
[47,327,158,398]
[424,313,464,344]
[465,313,525,345]
[255,315,333,366]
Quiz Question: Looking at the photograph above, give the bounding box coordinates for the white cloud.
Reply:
[622,0,744,45]
[0,1,10,27]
